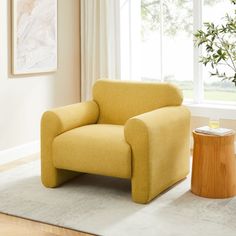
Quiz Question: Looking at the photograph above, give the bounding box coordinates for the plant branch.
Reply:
[216,34,236,71]
[214,42,236,71]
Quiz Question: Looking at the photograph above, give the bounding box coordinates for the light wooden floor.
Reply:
[0,213,92,236]
[0,154,93,236]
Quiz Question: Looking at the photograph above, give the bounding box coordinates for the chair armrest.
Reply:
[41,101,99,137]
[124,105,190,203]
[41,101,99,187]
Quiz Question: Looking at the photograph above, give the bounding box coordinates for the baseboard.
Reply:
[0,140,40,165]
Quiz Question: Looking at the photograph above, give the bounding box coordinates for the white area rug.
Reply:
[0,157,236,236]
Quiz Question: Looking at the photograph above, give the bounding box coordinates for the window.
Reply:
[120,0,236,107]
[202,0,236,103]
[141,0,193,100]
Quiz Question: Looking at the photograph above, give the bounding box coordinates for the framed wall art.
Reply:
[12,0,57,75]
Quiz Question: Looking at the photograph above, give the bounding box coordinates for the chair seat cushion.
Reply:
[52,124,131,178]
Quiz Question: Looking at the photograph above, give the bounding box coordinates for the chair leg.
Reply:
[131,177,150,204]
[41,164,79,188]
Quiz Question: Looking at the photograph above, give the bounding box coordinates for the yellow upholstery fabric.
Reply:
[125,106,190,203]
[41,79,190,204]
[93,79,183,124]
[41,101,99,187]
[53,124,131,178]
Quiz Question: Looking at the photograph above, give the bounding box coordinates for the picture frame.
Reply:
[12,0,58,75]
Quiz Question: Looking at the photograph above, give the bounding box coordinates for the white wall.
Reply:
[0,0,80,151]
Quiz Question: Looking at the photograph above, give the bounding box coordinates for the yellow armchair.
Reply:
[41,79,190,203]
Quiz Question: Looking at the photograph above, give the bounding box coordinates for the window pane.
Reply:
[141,0,193,99]
[203,0,236,103]
[141,0,161,82]
[163,0,193,99]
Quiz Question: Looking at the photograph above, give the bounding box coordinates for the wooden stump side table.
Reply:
[191,131,236,198]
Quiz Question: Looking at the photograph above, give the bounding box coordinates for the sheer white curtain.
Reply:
[80,0,121,101]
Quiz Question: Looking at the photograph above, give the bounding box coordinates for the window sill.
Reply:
[184,101,236,120]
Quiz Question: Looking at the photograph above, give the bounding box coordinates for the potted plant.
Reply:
[194,0,236,86]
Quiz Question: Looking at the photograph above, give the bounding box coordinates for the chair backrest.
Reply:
[92,79,183,125]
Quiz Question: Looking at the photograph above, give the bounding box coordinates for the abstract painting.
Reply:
[12,0,57,75]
